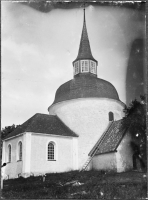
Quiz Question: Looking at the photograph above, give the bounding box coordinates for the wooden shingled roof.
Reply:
[3,113,78,140]
[89,119,128,156]
[51,74,120,106]
[73,8,97,64]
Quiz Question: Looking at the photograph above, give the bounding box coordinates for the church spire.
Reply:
[73,5,98,77]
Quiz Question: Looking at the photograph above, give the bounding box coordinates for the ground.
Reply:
[1,170,147,199]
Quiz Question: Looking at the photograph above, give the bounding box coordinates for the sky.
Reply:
[1,1,146,128]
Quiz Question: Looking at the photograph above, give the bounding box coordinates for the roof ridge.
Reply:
[55,115,79,137]
[25,113,58,132]
[88,119,128,156]
[24,113,55,132]
[88,121,114,156]
[93,119,128,155]
[4,114,78,140]
[98,121,116,149]
[23,113,40,132]
[3,114,38,139]
[113,126,129,151]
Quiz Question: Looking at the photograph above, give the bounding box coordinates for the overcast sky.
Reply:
[2,2,145,128]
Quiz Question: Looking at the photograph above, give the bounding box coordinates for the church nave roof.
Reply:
[4,113,78,140]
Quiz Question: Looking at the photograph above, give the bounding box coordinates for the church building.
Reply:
[2,8,134,179]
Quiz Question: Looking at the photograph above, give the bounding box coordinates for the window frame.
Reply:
[47,141,56,161]
[8,144,11,163]
[18,141,22,161]
[81,60,85,72]
[109,112,114,121]
[75,61,79,75]
[81,60,89,73]
[84,60,89,72]
[90,61,96,74]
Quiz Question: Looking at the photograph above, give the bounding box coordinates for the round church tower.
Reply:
[48,8,125,169]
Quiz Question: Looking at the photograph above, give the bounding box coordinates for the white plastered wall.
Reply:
[2,133,78,178]
[30,133,78,175]
[22,133,32,174]
[92,152,117,172]
[2,135,24,179]
[116,131,133,172]
[49,98,125,169]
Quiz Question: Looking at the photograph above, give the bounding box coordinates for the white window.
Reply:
[81,60,89,73]
[75,62,77,74]
[77,62,79,74]
[81,61,85,72]
[18,141,22,161]
[90,61,96,74]
[48,142,55,160]
[84,61,89,72]
[8,144,11,162]
[74,63,76,75]
[74,62,79,75]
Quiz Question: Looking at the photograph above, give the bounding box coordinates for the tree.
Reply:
[122,95,147,170]
[1,124,19,140]
[1,124,19,160]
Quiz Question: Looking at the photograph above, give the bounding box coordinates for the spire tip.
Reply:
[83,2,85,22]
[83,2,85,10]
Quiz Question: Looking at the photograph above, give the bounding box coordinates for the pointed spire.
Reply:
[73,5,98,63]
[73,5,98,77]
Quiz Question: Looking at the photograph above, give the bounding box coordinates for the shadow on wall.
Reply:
[126,39,145,105]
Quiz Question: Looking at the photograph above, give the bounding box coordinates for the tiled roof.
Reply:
[4,114,78,140]
[50,74,120,106]
[89,119,128,156]
[73,9,97,64]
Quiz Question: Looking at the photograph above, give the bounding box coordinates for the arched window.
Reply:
[18,141,22,161]
[47,142,55,160]
[8,144,11,162]
[109,112,114,121]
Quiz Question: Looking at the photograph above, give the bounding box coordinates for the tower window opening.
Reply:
[81,61,85,72]
[81,60,89,72]
[109,112,114,121]
[74,62,79,75]
[77,62,79,73]
[84,61,89,72]
[90,61,96,74]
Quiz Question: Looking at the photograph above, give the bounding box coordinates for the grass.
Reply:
[1,170,147,199]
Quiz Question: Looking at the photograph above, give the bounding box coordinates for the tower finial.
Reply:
[83,2,85,22]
